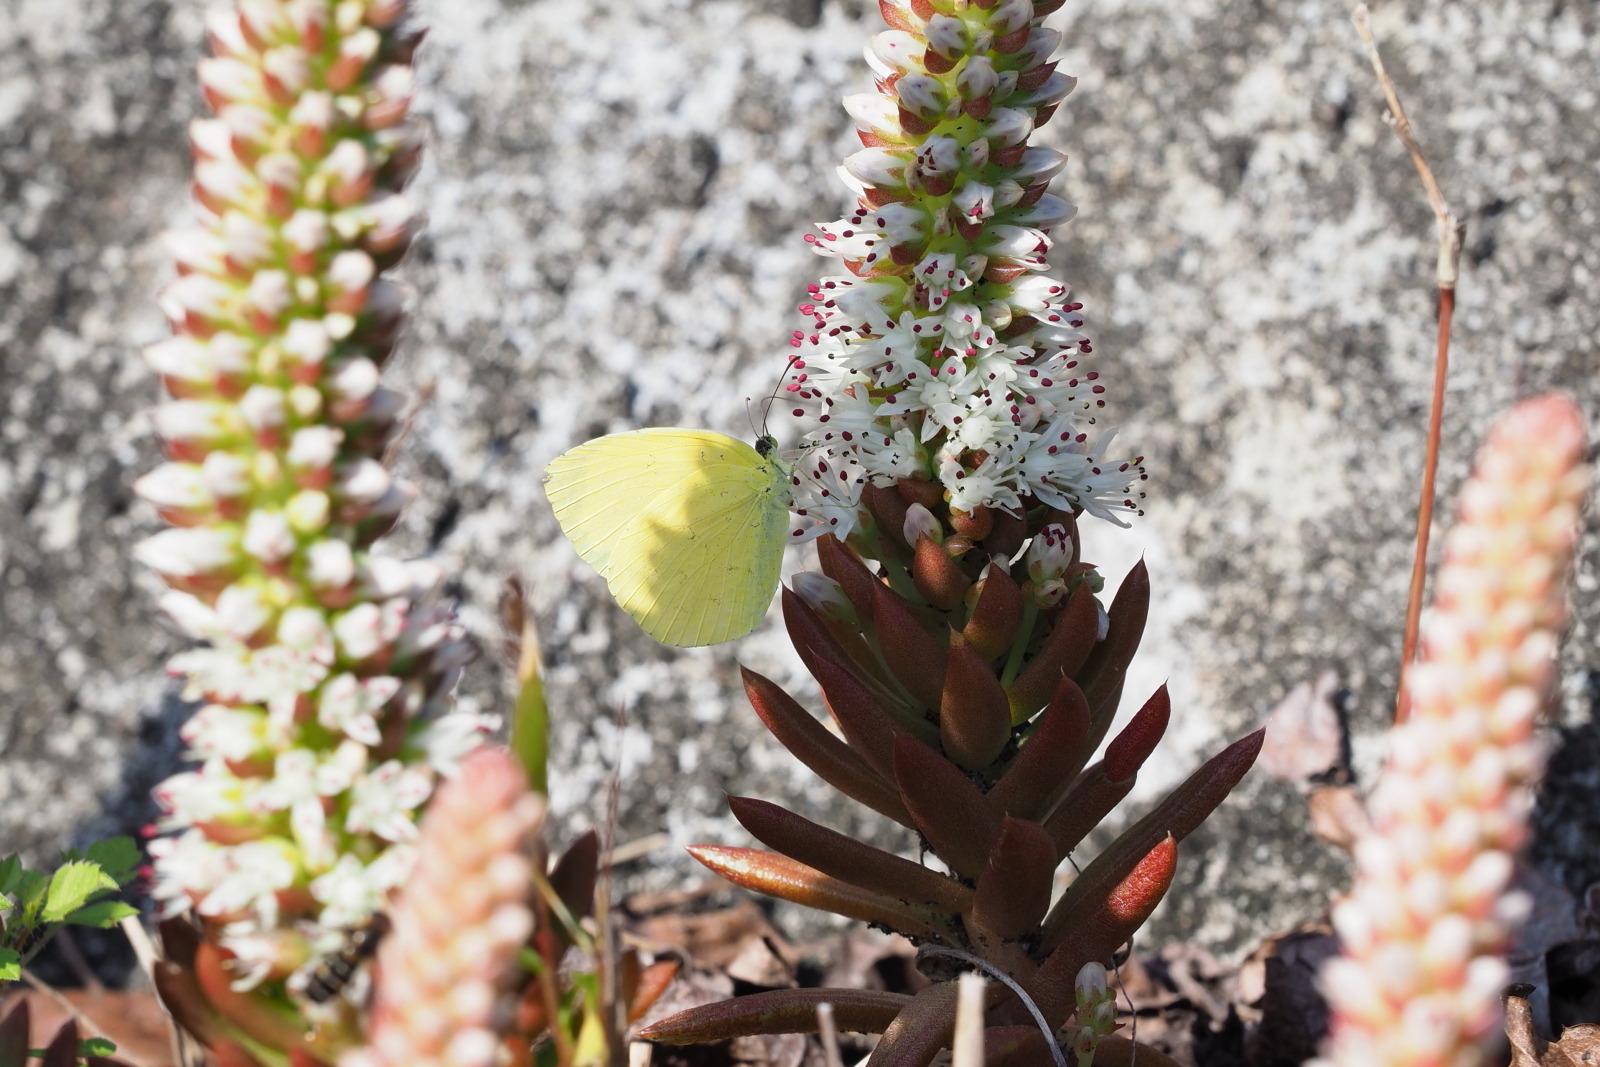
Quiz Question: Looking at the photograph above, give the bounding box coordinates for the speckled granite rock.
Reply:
[1,0,1595,963]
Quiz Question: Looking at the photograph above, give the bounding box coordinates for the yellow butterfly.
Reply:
[543,428,793,647]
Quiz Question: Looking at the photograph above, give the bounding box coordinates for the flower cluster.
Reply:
[781,0,1145,541]
[1317,394,1590,1067]
[136,0,489,999]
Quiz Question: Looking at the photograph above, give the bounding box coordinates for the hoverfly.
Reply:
[303,912,392,1004]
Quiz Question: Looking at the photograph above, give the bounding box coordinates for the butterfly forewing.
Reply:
[544,428,790,646]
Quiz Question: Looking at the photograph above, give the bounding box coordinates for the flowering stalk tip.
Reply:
[1317,393,1590,1067]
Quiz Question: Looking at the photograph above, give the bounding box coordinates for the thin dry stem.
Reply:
[816,1002,846,1067]
[1351,4,1468,724]
[951,975,986,1067]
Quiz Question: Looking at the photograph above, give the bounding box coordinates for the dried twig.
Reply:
[1350,5,1467,725]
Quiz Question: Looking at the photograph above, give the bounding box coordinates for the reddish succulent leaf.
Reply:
[812,652,925,780]
[550,829,599,921]
[1031,835,1178,1024]
[38,1022,79,1067]
[913,535,971,609]
[742,667,915,827]
[153,930,246,1053]
[871,581,949,710]
[986,505,1028,559]
[892,735,999,879]
[962,565,1023,659]
[867,982,959,1067]
[626,959,680,1025]
[982,1026,1052,1067]
[1102,686,1171,781]
[1042,760,1135,858]
[1077,560,1150,736]
[194,940,313,1055]
[895,476,944,510]
[214,1040,268,1067]
[1006,583,1099,722]
[728,796,972,913]
[860,485,912,549]
[0,1002,28,1067]
[819,533,886,626]
[939,631,1012,771]
[640,987,909,1043]
[689,846,957,942]
[784,587,912,715]
[986,675,1092,821]
[971,816,1056,940]
[1041,729,1263,953]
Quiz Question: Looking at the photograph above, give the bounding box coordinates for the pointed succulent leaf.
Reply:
[867,982,960,1067]
[892,736,998,879]
[1031,836,1177,1024]
[784,587,913,715]
[38,1020,80,1067]
[970,816,1056,940]
[818,532,888,626]
[549,829,599,922]
[871,581,949,710]
[1042,760,1135,859]
[962,564,1023,659]
[912,535,971,609]
[640,987,910,1044]
[689,846,958,942]
[1076,559,1150,732]
[743,667,915,827]
[813,651,933,779]
[1101,685,1170,781]
[0,1002,28,1067]
[1006,583,1098,722]
[860,485,912,548]
[728,795,972,913]
[1041,729,1262,951]
[986,674,1092,820]
[939,631,1012,770]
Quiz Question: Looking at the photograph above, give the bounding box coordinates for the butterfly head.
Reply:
[756,434,780,458]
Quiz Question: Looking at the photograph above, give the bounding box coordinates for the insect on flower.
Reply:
[303,912,393,1005]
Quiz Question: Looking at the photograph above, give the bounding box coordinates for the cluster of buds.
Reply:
[780,0,1145,542]
[1317,394,1590,1067]
[347,749,542,1067]
[135,0,490,1052]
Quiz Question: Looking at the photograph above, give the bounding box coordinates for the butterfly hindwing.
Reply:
[544,428,790,646]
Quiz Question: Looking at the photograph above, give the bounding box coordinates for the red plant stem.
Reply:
[1395,284,1454,724]
[1395,286,1459,726]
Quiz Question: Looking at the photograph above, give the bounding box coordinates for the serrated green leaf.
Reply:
[79,1038,117,1057]
[64,901,136,928]
[42,863,116,924]
[0,947,18,982]
[84,839,139,886]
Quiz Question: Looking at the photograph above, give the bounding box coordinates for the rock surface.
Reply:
[2,0,1597,961]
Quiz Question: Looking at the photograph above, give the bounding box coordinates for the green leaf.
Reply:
[14,870,48,926]
[79,1038,117,1058]
[64,901,137,929]
[84,839,139,887]
[0,857,21,897]
[0,947,18,981]
[42,863,116,924]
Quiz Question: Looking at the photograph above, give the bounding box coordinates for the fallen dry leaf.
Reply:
[1258,669,1349,786]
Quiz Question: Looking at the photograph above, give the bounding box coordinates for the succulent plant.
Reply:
[631,0,1266,1060]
